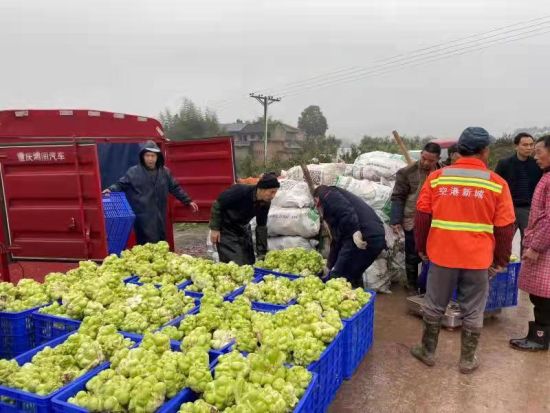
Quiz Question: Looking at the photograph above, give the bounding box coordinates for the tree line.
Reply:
[160,98,526,176]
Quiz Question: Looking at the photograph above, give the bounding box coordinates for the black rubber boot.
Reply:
[410,318,441,366]
[459,329,481,374]
[405,260,419,292]
[510,322,550,352]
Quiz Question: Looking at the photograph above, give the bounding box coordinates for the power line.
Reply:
[280,25,550,98]
[211,16,550,111]
[273,21,550,97]
[254,14,550,97]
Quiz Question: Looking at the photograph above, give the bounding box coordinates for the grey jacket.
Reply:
[390,161,441,230]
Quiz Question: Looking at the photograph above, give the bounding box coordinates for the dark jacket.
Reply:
[390,161,441,228]
[317,186,386,267]
[109,141,192,244]
[495,154,542,207]
[209,184,270,265]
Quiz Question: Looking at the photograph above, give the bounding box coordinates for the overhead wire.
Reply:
[255,14,550,96]
[210,16,550,110]
[280,24,550,98]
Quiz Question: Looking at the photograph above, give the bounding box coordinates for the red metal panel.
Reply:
[0,187,10,280]
[0,143,108,260]
[0,109,165,142]
[165,137,236,223]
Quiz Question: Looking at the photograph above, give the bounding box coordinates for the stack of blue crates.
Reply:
[102,192,135,255]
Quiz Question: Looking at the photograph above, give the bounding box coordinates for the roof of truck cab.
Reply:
[0,109,166,142]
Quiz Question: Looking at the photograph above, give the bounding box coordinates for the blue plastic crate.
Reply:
[153,371,318,413]
[51,345,219,413]
[307,329,344,413]
[421,261,520,311]
[250,300,295,312]
[115,300,199,339]
[127,277,192,290]
[102,192,135,255]
[342,291,376,380]
[161,308,235,354]
[183,284,246,301]
[253,267,304,279]
[0,331,139,413]
[252,306,343,413]
[32,298,197,346]
[123,275,138,284]
[245,273,299,311]
[0,306,45,359]
[291,372,318,413]
[485,262,520,311]
[32,312,81,346]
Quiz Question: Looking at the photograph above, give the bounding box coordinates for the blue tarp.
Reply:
[97,143,142,190]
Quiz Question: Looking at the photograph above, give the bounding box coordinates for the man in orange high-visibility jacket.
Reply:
[411,127,515,374]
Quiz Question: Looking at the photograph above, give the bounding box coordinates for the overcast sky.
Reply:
[1,0,549,141]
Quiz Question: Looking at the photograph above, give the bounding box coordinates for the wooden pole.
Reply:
[392,130,414,165]
[300,164,316,196]
[300,164,332,244]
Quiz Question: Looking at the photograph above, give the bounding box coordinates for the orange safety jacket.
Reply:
[416,157,515,269]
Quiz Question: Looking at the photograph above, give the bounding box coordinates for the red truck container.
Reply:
[0,109,236,281]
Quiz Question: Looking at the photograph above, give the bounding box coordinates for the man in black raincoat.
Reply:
[209,173,280,265]
[103,141,198,245]
[314,185,386,288]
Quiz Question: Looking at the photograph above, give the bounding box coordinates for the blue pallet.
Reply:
[102,192,135,255]
[0,306,45,359]
[0,331,139,413]
[52,345,220,413]
[342,291,376,380]
[32,312,82,346]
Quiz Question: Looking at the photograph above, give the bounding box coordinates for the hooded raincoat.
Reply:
[108,141,193,244]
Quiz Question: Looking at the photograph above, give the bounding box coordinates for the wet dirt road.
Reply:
[173,225,549,413]
[329,288,550,413]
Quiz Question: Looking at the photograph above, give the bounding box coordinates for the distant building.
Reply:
[220,121,305,164]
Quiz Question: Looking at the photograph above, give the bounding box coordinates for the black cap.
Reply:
[257,173,280,189]
[458,127,495,153]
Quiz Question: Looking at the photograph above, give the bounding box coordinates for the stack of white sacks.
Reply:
[279,152,408,293]
[269,163,350,250]
[263,179,320,251]
[340,152,408,293]
[210,153,408,292]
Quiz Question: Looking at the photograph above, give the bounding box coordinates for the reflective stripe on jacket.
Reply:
[416,157,515,269]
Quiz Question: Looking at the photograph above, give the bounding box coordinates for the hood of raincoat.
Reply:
[139,140,165,169]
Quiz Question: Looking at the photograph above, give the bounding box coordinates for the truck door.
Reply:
[164,137,236,223]
[0,143,108,260]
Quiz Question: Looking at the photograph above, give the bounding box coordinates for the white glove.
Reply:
[353,231,367,249]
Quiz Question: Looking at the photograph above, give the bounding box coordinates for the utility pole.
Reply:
[249,93,281,168]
